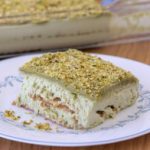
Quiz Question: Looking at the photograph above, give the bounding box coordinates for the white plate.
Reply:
[0,53,150,147]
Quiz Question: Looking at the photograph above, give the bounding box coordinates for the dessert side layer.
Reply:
[16,74,138,129]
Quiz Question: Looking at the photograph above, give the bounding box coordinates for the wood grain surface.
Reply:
[0,41,150,150]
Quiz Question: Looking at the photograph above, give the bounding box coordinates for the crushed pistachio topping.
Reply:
[4,110,20,121]
[0,0,109,25]
[20,49,138,100]
[22,120,33,126]
[35,122,51,131]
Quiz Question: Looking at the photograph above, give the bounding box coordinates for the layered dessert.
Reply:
[15,49,139,129]
[0,0,111,54]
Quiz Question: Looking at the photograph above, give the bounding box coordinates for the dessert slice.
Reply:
[16,49,139,129]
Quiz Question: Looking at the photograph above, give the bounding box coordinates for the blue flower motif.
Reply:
[0,76,23,93]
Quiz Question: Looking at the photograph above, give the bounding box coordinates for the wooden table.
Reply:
[0,41,150,150]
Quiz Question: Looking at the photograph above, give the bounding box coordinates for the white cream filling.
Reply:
[19,74,94,128]
[18,74,139,129]
[88,83,139,127]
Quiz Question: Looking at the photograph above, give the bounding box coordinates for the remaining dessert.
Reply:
[0,0,111,54]
[15,49,139,129]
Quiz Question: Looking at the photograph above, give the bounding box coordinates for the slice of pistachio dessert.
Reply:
[16,49,139,129]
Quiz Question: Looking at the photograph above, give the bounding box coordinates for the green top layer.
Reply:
[20,49,138,100]
[0,0,110,25]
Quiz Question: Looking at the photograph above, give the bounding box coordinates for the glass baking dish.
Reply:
[0,0,149,57]
[97,0,150,46]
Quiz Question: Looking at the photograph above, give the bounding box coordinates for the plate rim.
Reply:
[0,128,150,147]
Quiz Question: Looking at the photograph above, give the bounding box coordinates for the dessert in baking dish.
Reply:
[0,0,111,54]
[16,49,139,129]
[0,0,150,54]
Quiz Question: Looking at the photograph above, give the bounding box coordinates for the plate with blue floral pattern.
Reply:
[0,53,150,146]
